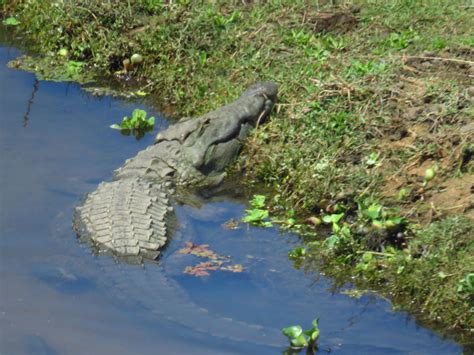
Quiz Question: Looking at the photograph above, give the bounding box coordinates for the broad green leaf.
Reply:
[365,204,382,219]
[362,252,373,263]
[341,224,351,238]
[132,109,147,120]
[288,247,306,259]
[282,325,303,338]
[322,215,333,224]
[241,209,268,223]
[304,327,320,342]
[110,124,122,130]
[250,194,266,208]
[290,334,309,348]
[323,213,344,224]
[385,217,403,228]
[3,17,20,26]
[323,235,340,248]
[147,116,155,127]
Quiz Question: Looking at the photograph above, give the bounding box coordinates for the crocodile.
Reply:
[71,82,282,347]
[73,82,278,261]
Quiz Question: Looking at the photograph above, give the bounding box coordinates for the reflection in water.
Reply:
[0,36,464,354]
[22,78,39,127]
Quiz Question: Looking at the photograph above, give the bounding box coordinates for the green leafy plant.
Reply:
[110,109,155,138]
[64,60,85,81]
[346,59,388,78]
[359,202,404,230]
[365,152,380,168]
[320,213,352,249]
[288,246,306,260]
[241,194,273,227]
[380,29,419,50]
[3,17,20,26]
[457,273,474,294]
[282,318,320,351]
[356,252,377,273]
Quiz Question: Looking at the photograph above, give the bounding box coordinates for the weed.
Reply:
[3,17,19,25]
[110,109,155,139]
[241,194,273,228]
[282,318,320,352]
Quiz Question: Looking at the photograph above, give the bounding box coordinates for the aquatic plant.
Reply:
[3,17,20,26]
[241,194,273,228]
[282,318,320,352]
[110,109,155,138]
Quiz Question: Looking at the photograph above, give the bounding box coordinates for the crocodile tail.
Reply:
[74,178,173,260]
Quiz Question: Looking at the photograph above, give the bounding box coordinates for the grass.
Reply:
[2,0,473,345]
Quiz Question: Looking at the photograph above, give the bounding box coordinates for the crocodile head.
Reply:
[153,81,278,185]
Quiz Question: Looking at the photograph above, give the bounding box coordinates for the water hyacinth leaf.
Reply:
[312,318,319,328]
[304,327,320,342]
[322,213,344,224]
[323,235,340,248]
[290,334,309,348]
[385,217,403,228]
[250,194,266,208]
[242,209,268,223]
[288,247,306,259]
[136,109,147,120]
[3,17,20,26]
[362,252,373,263]
[282,325,303,338]
[365,204,382,219]
[110,108,154,133]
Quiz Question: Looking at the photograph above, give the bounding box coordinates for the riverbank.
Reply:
[2,0,473,345]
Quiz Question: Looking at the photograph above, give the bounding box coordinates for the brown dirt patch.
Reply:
[379,49,473,223]
[304,7,359,33]
[427,174,474,220]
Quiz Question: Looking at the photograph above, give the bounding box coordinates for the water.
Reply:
[0,31,463,354]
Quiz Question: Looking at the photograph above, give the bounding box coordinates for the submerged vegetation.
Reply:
[2,0,473,345]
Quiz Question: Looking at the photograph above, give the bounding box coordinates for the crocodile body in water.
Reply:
[72,82,282,346]
[74,82,278,261]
